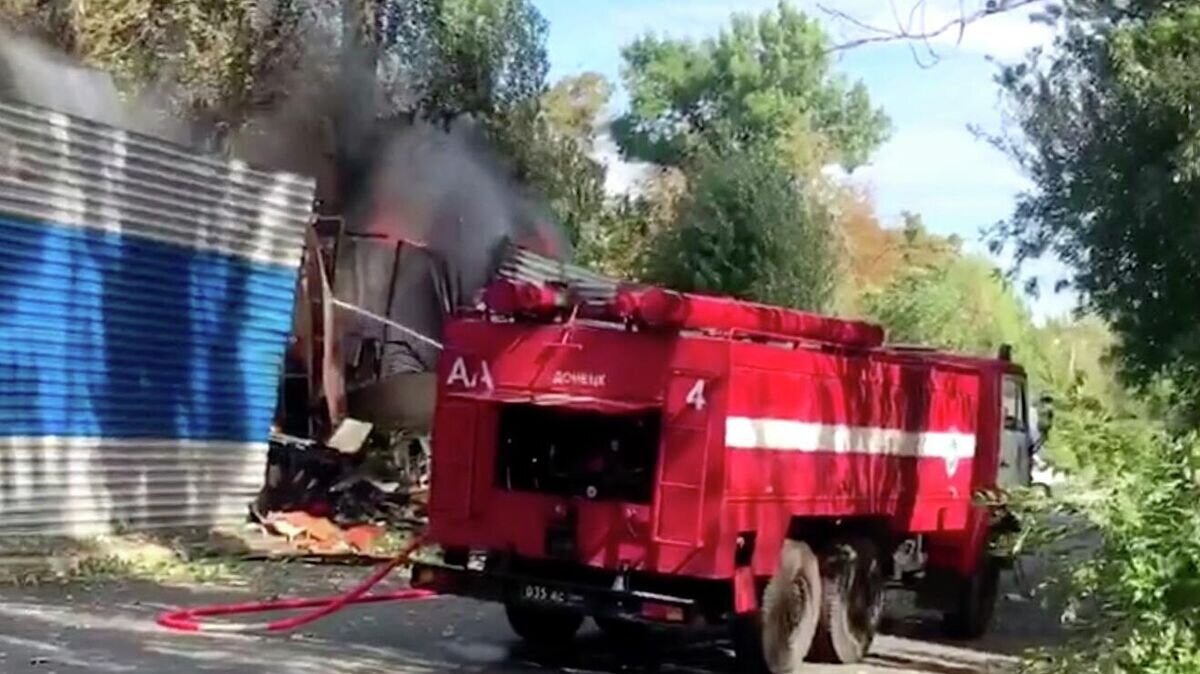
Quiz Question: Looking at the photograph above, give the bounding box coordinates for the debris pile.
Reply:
[260,511,385,555]
[251,423,429,556]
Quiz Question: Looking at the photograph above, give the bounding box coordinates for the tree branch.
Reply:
[821,0,1049,56]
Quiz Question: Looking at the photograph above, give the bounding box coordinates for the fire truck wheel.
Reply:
[809,537,885,664]
[759,539,822,673]
[943,557,1001,639]
[503,602,584,647]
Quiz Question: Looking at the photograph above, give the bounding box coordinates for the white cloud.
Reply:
[593,129,653,196]
[854,126,1028,195]
[849,124,1078,322]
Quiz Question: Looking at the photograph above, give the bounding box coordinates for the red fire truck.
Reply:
[412,259,1042,671]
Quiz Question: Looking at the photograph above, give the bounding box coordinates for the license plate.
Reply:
[519,583,571,606]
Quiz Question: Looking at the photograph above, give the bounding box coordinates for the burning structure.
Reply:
[0,21,572,540]
[262,118,570,533]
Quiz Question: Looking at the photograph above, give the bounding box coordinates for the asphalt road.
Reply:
[0,559,1065,674]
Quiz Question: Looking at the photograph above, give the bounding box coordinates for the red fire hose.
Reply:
[156,536,436,633]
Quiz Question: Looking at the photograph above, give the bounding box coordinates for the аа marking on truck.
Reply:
[446,356,494,391]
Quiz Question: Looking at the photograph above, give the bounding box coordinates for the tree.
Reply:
[644,144,837,311]
[1036,315,1127,412]
[610,2,892,311]
[987,1,1200,415]
[574,165,688,280]
[474,71,613,252]
[387,6,612,254]
[340,0,553,204]
[613,1,890,170]
[829,190,961,314]
[541,72,613,142]
[495,109,607,250]
[392,0,549,124]
[863,255,1049,379]
[1,0,310,142]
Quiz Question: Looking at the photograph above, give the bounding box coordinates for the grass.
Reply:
[0,525,438,593]
[0,529,256,587]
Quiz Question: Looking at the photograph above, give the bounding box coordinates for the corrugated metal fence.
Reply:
[0,99,315,536]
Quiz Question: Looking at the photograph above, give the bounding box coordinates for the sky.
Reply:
[531,0,1077,321]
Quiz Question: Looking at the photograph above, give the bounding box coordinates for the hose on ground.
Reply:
[156,536,435,633]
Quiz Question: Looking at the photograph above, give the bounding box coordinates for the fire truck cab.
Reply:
[412,272,1040,672]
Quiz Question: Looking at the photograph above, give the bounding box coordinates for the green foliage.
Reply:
[1037,317,1133,415]
[642,145,836,311]
[510,73,612,247]
[609,2,885,310]
[371,0,613,257]
[990,1,1200,416]
[493,104,608,249]
[574,196,654,278]
[3,0,609,267]
[574,167,687,280]
[613,1,888,169]
[408,0,549,122]
[863,255,1047,368]
[990,7,1200,665]
[541,72,613,141]
[371,2,612,256]
[1,0,308,124]
[1025,388,1200,674]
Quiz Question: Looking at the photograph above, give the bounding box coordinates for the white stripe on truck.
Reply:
[725,417,976,460]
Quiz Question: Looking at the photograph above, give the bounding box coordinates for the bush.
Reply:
[1027,388,1200,674]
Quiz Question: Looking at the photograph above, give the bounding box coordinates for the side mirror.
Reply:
[1035,394,1055,437]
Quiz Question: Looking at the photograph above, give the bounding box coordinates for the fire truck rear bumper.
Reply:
[410,561,700,625]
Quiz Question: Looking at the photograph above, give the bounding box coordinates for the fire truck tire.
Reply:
[759,539,822,673]
[942,557,1001,639]
[809,537,885,664]
[503,602,584,646]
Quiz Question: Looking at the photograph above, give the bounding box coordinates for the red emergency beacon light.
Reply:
[481,279,568,317]
[412,248,1042,671]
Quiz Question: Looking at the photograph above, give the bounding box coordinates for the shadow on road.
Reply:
[0,549,1076,674]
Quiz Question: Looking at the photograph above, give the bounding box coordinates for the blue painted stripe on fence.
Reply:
[0,213,300,442]
[0,217,298,289]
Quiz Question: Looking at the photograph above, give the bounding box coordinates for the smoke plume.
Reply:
[335,117,569,376]
[1,18,572,382]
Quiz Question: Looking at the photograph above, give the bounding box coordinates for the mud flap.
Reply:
[734,566,758,614]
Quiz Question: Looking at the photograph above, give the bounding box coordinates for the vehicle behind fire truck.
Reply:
[412,251,1044,672]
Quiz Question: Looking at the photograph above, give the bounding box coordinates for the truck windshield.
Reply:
[495,404,661,504]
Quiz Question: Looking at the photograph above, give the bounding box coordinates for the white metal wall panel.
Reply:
[0,98,315,536]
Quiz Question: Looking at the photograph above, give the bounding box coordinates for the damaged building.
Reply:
[1,31,568,541]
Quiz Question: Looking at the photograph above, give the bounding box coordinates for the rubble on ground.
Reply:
[250,427,429,556]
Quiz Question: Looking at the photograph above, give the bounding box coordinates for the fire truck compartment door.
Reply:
[998,375,1032,489]
[653,373,714,546]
